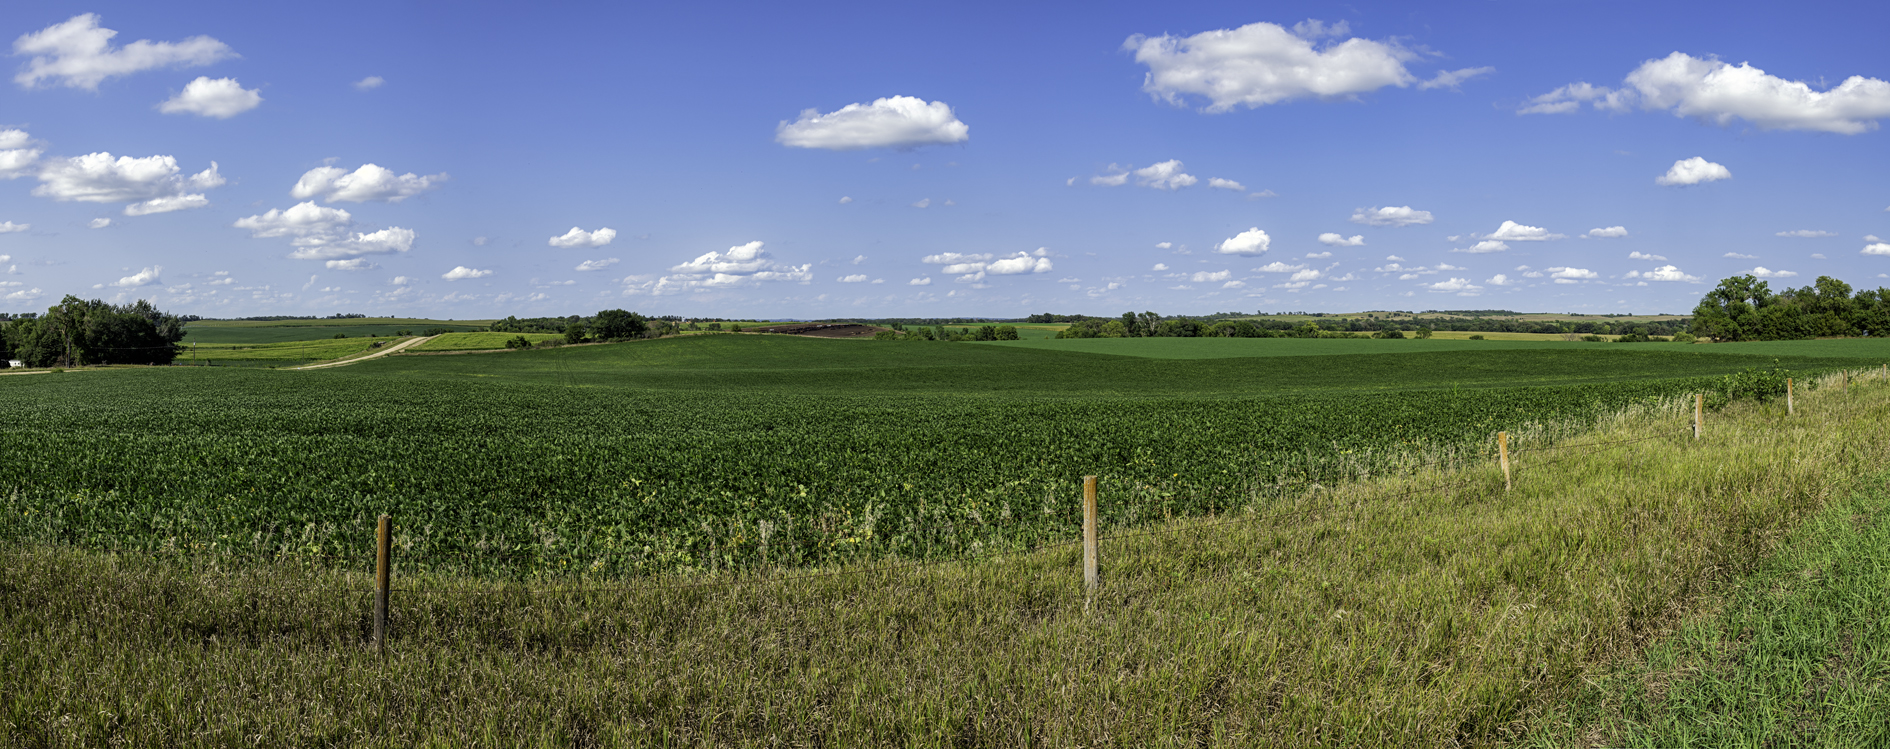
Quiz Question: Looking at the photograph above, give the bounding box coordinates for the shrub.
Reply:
[1468,334,1485,340]
[995,326,1020,341]
[395,329,413,336]
[333,333,347,339]
[1582,335,1605,342]
[503,336,534,349]
[421,327,453,336]
[1373,329,1405,339]
[1673,332,1698,343]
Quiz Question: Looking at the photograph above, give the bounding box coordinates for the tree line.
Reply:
[1690,275,1890,341]
[0,296,189,367]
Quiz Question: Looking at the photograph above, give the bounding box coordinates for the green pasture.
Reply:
[177,337,403,363]
[183,318,488,343]
[983,335,1890,361]
[410,332,564,351]
[983,335,1635,360]
[352,333,1880,395]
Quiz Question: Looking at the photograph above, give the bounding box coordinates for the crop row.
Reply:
[0,365,1768,576]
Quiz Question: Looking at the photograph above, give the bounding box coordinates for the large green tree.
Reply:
[1,296,187,366]
[1691,274,1889,341]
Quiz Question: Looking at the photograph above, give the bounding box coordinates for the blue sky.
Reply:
[2,0,1888,319]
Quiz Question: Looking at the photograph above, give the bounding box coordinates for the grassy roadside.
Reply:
[4,371,1889,746]
[1520,464,1890,747]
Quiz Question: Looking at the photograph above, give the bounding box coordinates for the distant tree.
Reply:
[1690,275,1772,341]
[1413,327,1433,339]
[1,296,186,366]
[1372,328,1405,339]
[504,335,534,349]
[591,309,647,340]
[973,325,998,341]
[994,325,1019,341]
[563,323,587,344]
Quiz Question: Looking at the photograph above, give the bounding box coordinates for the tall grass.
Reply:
[5,370,1889,747]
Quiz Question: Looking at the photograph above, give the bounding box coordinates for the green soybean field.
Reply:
[0,335,1868,576]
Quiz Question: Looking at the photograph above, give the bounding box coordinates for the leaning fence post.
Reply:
[1787,378,1794,416]
[1082,476,1099,593]
[1701,391,1716,438]
[373,514,392,652]
[1498,431,1511,492]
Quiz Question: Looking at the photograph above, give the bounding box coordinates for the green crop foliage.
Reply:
[410,332,564,351]
[0,336,1875,576]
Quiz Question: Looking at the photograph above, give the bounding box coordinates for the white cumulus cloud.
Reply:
[87,217,111,229]
[1626,264,1702,283]
[909,277,932,286]
[1548,266,1598,281]
[1517,82,1634,115]
[353,76,384,90]
[233,201,415,261]
[1748,266,1797,278]
[1454,240,1509,254]
[1252,261,1305,272]
[1521,53,1890,134]
[110,265,161,287]
[34,152,223,215]
[442,266,492,281]
[548,227,617,248]
[1629,251,1668,261]
[1657,157,1732,186]
[12,14,234,90]
[1487,274,1516,286]
[1192,270,1232,283]
[1125,21,1424,111]
[775,96,969,150]
[325,259,377,271]
[1483,220,1565,241]
[1132,160,1197,190]
[1776,229,1835,238]
[641,240,813,294]
[1862,243,1890,256]
[1318,232,1365,246]
[1588,226,1629,238]
[837,274,868,283]
[1216,227,1271,255]
[1207,177,1245,191]
[1428,277,1482,293]
[1151,263,1169,271]
[157,76,261,118]
[292,163,446,203]
[0,129,43,179]
[575,258,620,272]
[0,221,30,233]
[1350,206,1433,226]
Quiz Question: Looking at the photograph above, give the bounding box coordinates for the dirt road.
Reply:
[291,336,434,370]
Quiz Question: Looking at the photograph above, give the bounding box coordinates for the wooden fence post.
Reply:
[1787,378,1794,416]
[1701,391,1716,438]
[373,514,391,652]
[1083,476,1098,593]
[1498,431,1511,492]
